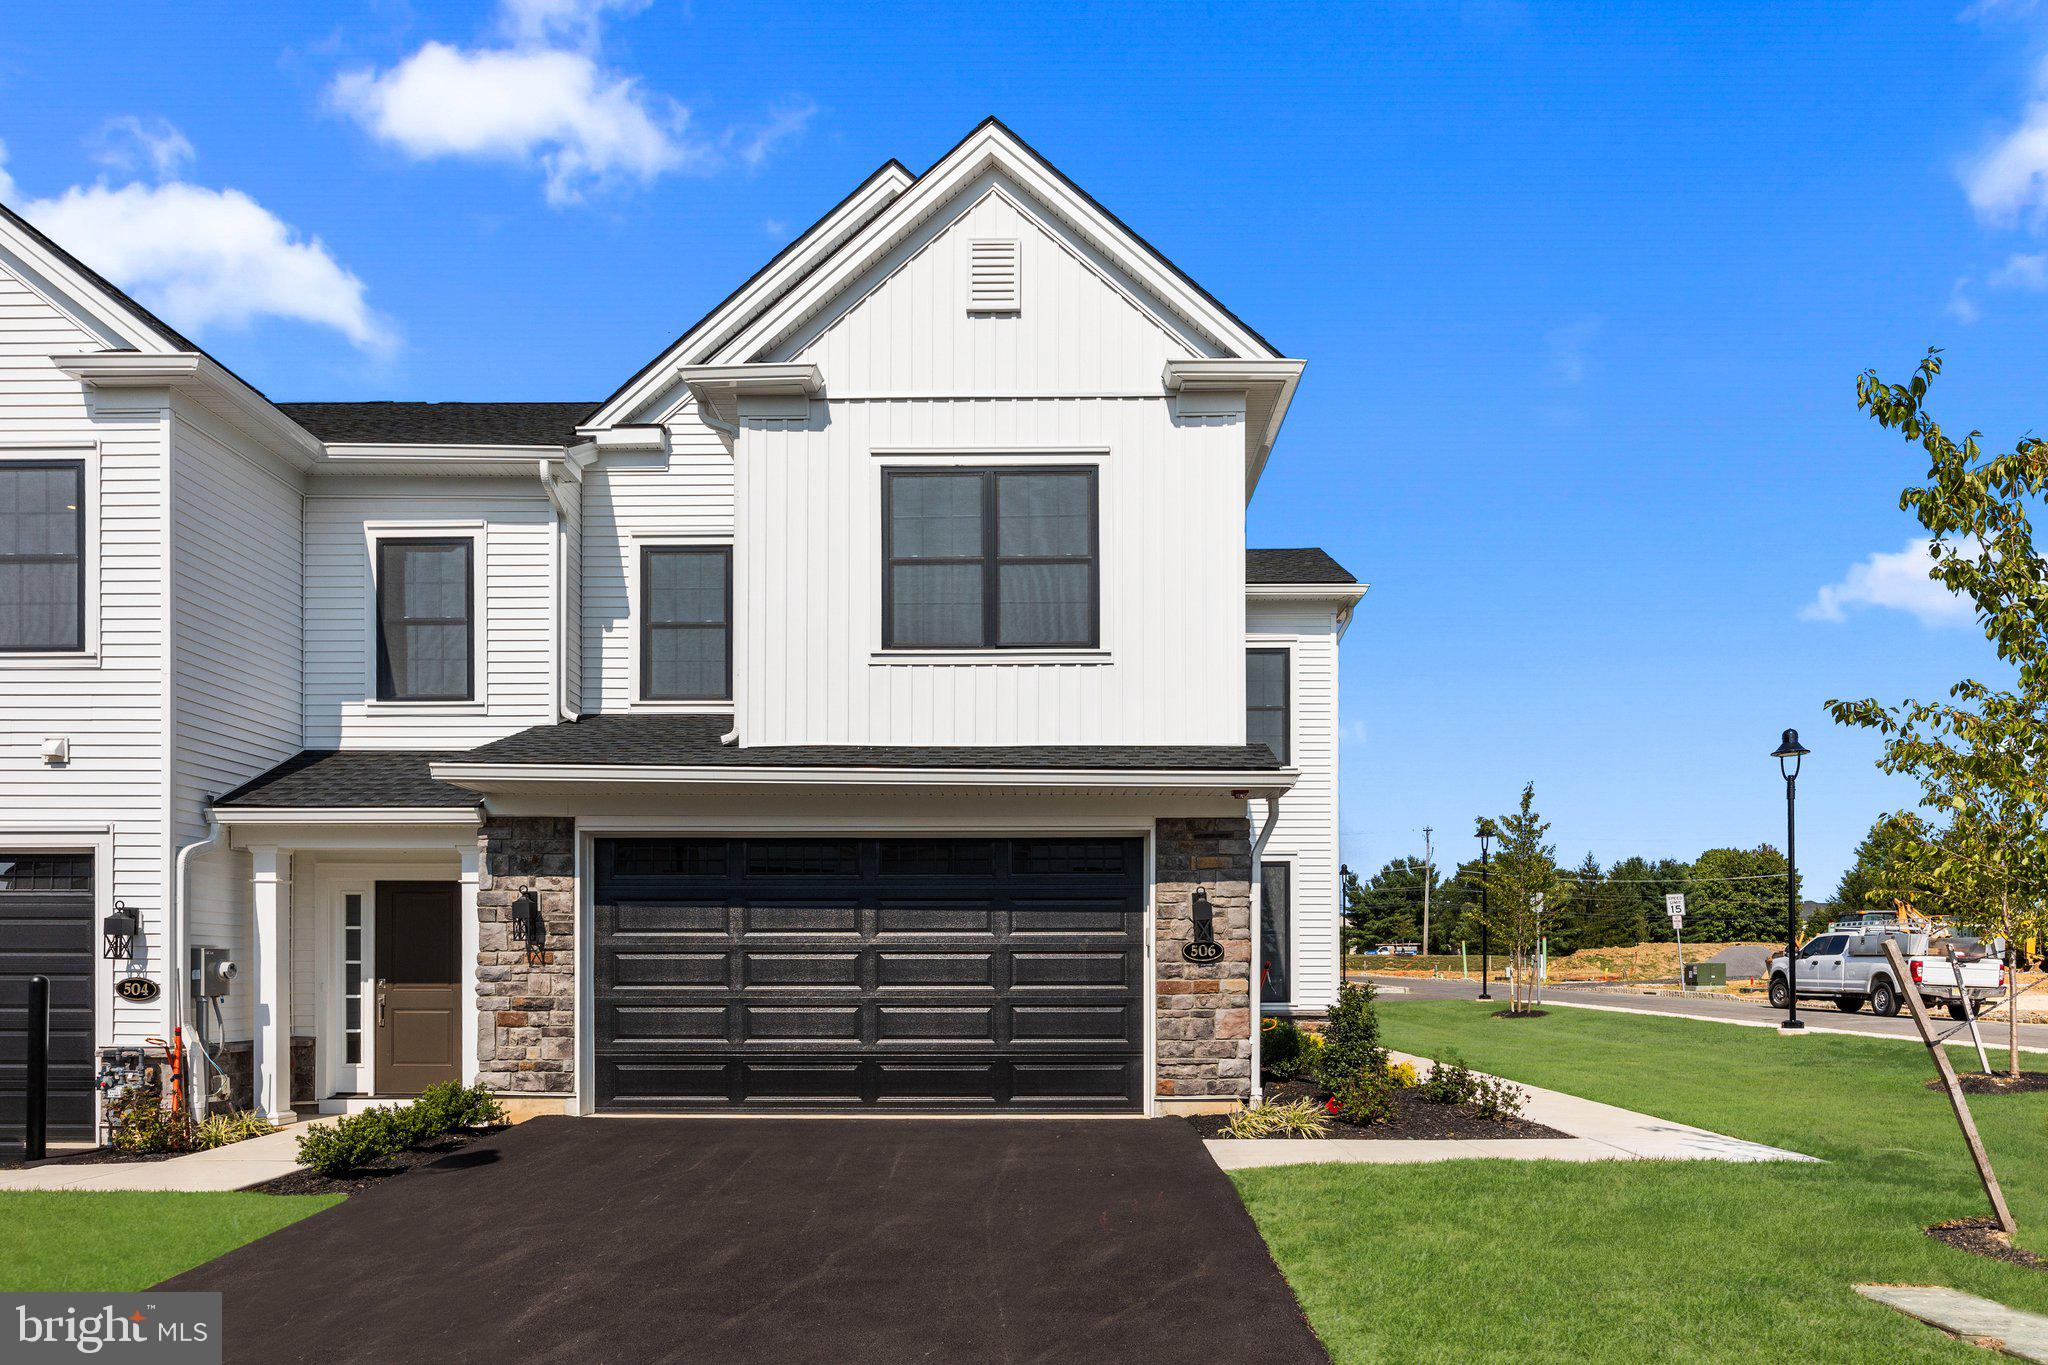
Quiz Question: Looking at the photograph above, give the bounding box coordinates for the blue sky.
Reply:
[3,0,2042,892]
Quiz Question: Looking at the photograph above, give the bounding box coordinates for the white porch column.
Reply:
[458,840,481,1083]
[249,846,293,1121]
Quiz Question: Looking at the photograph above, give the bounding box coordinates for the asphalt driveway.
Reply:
[163,1115,1325,1363]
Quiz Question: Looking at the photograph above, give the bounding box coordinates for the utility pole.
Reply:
[1421,826,1433,957]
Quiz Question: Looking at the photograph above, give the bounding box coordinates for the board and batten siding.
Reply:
[1249,601,1344,1014]
[0,248,170,1048]
[303,480,558,748]
[580,408,735,711]
[168,398,307,1041]
[765,167,1224,392]
[735,396,1246,746]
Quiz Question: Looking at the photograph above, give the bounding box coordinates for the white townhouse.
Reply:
[0,120,1364,1139]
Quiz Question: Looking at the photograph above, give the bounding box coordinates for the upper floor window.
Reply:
[642,545,732,701]
[376,537,473,702]
[882,467,1098,650]
[0,461,85,653]
[1246,647,1290,763]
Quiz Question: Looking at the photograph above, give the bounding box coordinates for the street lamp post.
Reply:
[1476,820,1495,1002]
[1773,728,1810,1032]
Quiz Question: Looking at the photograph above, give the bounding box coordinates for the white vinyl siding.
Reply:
[0,250,170,1048]
[581,408,734,711]
[303,482,556,747]
[769,170,1223,394]
[737,396,1245,745]
[1248,602,1343,1013]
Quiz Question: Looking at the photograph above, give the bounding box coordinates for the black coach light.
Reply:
[509,889,546,958]
[102,901,138,960]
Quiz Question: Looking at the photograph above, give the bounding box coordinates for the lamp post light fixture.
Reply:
[1476,819,1496,1002]
[1773,728,1810,1032]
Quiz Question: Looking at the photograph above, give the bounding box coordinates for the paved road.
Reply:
[1354,972,2048,1051]
[166,1116,1326,1364]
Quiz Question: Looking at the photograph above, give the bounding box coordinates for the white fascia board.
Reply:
[316,444,572,476]
[55,351,324,469]
[586,426,668,453]
[212,807,482,826]
[586,162,912,429]
[431,762,1298,797]
[1246,582,1369,603]
[672,362,825,396]
[1164,358,1305,487]
[0,223,171,354]
[713,123,1282,367]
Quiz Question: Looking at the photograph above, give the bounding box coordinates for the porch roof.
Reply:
[214,750,475,811]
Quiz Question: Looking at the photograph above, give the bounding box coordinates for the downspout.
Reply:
[1249,792,1280,1105]
[171,805,220,1116]
[690,395,744,747]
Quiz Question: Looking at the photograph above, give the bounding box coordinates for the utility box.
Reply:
[1685,962,1727,988]
[191,947,236,999]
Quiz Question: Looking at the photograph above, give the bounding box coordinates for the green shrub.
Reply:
[1330,1069,1399,1126]
[1415,1053,1527,1121]
[194,1110,276,1150]
[292,1081,506,1177]
[1261,1017,1321,1082]
[1221,1098,1330,1139]
[1312,981,1385,1091]
[107,1090,197,1155]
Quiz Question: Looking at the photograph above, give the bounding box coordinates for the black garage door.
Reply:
[594,837,1145,1111]
[0,853,96,1145]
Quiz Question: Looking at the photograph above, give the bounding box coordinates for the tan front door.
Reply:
[375,882,460,1095]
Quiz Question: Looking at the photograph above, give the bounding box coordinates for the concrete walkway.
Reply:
[1207,1051,1817,1169]
[1856,1285,2048,1363]
[0,1126,304,1192]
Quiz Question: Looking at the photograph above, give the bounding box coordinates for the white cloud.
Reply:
[332,43,699,205]
[1544,316,1600,386]
[1962,53,2048,228]
[0,140,16,203]
[6,147,390,353]
[91,115,194,179]
[1990,250,2048,288]
[1948,276,1984,322]
[331,1,812,205]
[1800,538,1977,628]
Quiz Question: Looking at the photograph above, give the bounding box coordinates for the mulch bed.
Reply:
[1492,1009,1549,1019]
[1923,1072,2048,1095]
[1928,1217,2048,1271]
[0,1145,195,1170]
[1186,1078,1569,1140]
[249,1128,505,1196]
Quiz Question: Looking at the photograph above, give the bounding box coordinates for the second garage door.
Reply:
[593,836,1146,1111]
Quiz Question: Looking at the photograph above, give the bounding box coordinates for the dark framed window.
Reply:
[375,537,474,702]
[1261,861,1291,1006]
[641,546,732,700]
[0,460,86,653]
[882,467,1098,649]
[0,854,92,892]
[1246,648,1290,763]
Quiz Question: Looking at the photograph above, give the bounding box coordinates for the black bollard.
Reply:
[23,975,49,1162]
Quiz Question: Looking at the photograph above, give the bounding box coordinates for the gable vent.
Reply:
[967,238,1022,314]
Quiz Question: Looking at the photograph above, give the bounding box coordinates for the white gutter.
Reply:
[1249,793,1280,1105]
[430,761,1298,794]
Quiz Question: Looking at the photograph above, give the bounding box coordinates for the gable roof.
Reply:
[277,401,597,447]
[1247,548,1356,585]
[0,197,205,356]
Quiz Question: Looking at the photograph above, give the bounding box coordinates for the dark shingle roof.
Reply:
[214,751,476,809]
[275,402,598,447]
[1246,547,1357,585]
[457,713,1283,771]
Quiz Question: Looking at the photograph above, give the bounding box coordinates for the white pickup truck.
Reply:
[1767,927,2004,1019]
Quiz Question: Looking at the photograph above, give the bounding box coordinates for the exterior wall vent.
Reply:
[967,239,1022,314]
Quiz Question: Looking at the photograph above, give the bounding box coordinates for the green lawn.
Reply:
[0,1191,340,1291]
[1235,1000,2048,1363]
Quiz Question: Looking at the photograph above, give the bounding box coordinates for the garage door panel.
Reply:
[876,952,994,988]
[1,863,94,1143]
[610,951,728,987]
[611,902,728,934]
[595,836,1142,1111]
[743,902,859,935]
[742,952,861,988]
[877,1005,995,1041]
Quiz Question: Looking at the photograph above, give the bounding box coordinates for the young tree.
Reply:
[1466,786,1568,1012]
[1833,812,1943,919]
[1829,352,2048,1076]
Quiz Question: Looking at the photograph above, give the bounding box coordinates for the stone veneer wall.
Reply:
[1153,816,1253,1105]
[476,816,577,1094]
[215,1037,314,1112]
